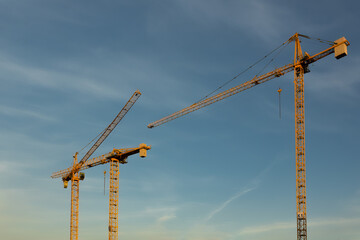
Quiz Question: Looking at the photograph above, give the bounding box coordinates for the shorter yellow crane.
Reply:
[51,144,151,240]
[51,90,142,240]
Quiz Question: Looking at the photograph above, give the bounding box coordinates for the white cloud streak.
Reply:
[175,0,289,44]
[118,206,178,224]
[0,105,56,122]
[235,217,360,236]
[0,51,200,112]
[306,55,360,98]
[237,221,294,235]
[0,56,128,100]
[157,214,176,223]
[205,187,255,221]
[205,159,278,222]
[145,207,177,223]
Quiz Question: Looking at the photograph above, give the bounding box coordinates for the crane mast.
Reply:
[52,90,142,240]
[109,157,121,240]
[52,144,151,240]
[147,34,349,240]
[294,33,307,240]
[70,153,80,240]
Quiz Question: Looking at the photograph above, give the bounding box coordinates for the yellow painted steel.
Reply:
[139,143,148,157]
[294,33,307,240]
[70,175,80,240]
[51,145,151,179]
[147,63,294,128]
[52,90,145,240]
[106,146,151,240]
[61,90,141,183]
[70,153,80,240]
[52,144,151,240]
[147,33,350,240]
[109,158,120,240]
[147,35,349,129]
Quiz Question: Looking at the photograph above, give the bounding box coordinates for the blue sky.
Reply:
[0,0,359,240]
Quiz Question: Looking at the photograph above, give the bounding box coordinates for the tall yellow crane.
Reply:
[147,33,349,240]
[51,90,141,240]
[51,144,151,240]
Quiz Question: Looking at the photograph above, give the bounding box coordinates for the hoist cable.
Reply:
[195,40,290,103]
[298,34,334,45]
[104,170,106,196]
[78,127,107,155]
[278,88,282,120]
[254,41,290,77]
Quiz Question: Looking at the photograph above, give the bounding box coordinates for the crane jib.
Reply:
[147,37,349,129]
[51,146,150,179]
[62,90,141,181]
[79,91,141,165]
[147,63,294,128]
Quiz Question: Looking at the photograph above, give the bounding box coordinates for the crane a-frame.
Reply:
[147,33,349,240]
[52,90,141,240]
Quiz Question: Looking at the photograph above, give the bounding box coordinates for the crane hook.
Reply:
[104,170,106,196]
[277,88,282,120]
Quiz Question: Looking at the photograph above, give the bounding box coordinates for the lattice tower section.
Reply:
[70,174,80,240]
[294,35,307,240]
[109,159,120,240]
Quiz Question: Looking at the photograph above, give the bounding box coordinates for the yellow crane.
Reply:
[147,33,349,240]
[51,144,151,240]
[51,90,141,240]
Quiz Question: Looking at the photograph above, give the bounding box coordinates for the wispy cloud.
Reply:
[0,130,74,168]
[0,55,128,100]
[234,217,360,236]
[310,217,360,227]
[237,220,294,235]
[118,206,178,224]
[174,0,289,43]
[206,187,255,221]
[157,214,176,223]
[306,55,360,98]
[0,105,56,122]
[0,51,200,112]
[0,160,33,175]
[145,207,177,223]
[205,161,276,222]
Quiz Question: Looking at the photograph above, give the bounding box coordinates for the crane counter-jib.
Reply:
[50,151,115,179]
[51,145,151,180]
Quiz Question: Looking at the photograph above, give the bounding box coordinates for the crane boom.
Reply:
[147,37,349,128]
[51,145,151,179]
[63,90,141,181]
